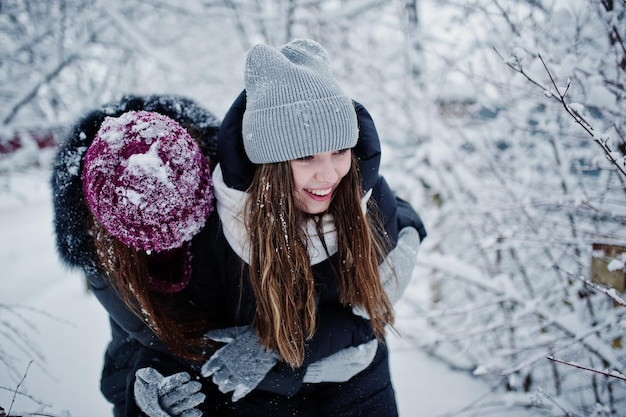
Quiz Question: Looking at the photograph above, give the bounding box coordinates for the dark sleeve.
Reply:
[304,303,374,364]
[370,175,427,248]
[190,213,250,325]
[396,196,427,242]
[370,175,399,247]
[99,320,143,413]
[86,271,168,354]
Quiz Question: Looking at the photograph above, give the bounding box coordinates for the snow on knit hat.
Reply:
[242,39,359,164]
[82,110,213,253]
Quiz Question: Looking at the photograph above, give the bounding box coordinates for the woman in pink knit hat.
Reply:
[51,95,230,416]
[187,38,426,417]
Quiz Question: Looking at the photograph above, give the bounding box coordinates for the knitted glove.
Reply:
[201,326,279,402]
[134,367,205,417]
[354,226,420,318]
[303,338,378,383]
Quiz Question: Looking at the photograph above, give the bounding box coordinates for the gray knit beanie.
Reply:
[242,39,359,164]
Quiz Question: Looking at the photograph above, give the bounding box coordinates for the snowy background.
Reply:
[1,1,625,416]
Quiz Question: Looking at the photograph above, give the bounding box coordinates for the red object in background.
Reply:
[31,130,57,149]
[0,133,22,154]
[0,129,58,154]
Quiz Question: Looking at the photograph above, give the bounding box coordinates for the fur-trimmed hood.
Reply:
[51,94,220,276]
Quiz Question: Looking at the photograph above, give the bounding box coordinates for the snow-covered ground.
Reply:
[0,158,486,416]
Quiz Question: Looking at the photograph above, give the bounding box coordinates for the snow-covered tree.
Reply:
[394,1,626,415]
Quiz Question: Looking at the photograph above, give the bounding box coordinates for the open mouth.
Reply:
[306,187,333,200]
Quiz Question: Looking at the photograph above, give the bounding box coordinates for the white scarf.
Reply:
[212,164,371,266]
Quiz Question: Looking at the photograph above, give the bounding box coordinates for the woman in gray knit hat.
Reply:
[187,39,425,416]
[130,39,426,417]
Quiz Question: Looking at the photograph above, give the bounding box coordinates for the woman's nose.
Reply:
[314,157,339,183]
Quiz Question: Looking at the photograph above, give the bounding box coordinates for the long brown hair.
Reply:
[89,206,212,361]
[245,153,394,367]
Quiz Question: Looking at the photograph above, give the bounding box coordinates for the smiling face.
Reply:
[289,149,352,214]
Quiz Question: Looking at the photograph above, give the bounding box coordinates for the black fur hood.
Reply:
[50,94,220,276]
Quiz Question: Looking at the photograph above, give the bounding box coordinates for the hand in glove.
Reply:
[354,226,421,319]
[303,338,378,383]
[134,367,205,417]
[201,326,279,402]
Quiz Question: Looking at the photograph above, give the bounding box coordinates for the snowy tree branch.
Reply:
[547,356,626,382]
[494,47,626,178]
[579,277,626,308]
[1,361,65,417]
[599,0,626,70]
[98,3,176,71]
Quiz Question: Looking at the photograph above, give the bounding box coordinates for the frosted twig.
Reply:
[547,356,626,381]
[1,361,57,416]
[8,360,32,416]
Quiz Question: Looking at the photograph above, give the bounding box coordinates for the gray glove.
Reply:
[201,326,279,402]
[304,338,378,383]
[134,367,205,417]
[354,226,421,318]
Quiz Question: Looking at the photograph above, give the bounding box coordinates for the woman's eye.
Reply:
[296,155,313,161]
[334,149,349,155]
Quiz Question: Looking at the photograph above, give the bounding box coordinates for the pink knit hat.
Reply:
[82,110,213,253]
